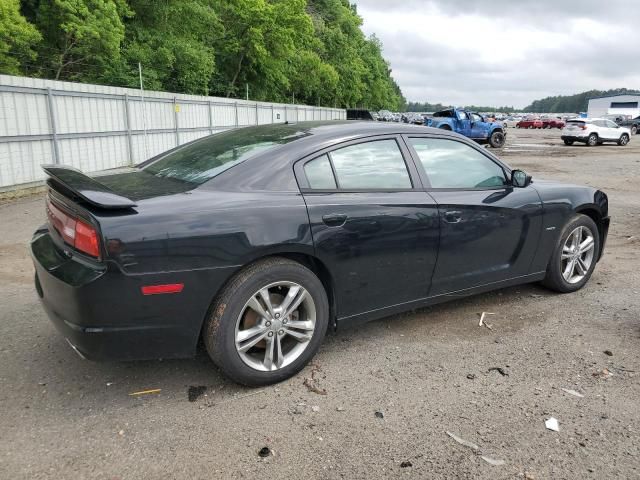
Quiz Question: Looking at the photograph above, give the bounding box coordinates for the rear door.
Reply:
[405,135,543,295]
[295,136,440,320]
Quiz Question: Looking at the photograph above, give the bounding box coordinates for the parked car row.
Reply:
[516,117,566,129]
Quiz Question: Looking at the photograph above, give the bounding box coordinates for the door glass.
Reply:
[410,138,507,189]
[329,140,412,189]
[605,120,618,128]
[304,154,337,189]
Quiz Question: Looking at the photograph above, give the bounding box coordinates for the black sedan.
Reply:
[32,121,610,386]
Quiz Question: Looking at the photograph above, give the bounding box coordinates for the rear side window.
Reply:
[329,140,412,189]
[409,138,507,189]
[304,155,337,189]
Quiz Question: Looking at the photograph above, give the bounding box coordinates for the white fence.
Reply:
[0,75,346,190]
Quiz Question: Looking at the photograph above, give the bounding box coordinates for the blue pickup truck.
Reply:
[426,108,506,148]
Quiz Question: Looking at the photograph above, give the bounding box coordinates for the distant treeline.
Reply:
[405,101,518,113]
[0,0,406,110]
[523,88,640,113]
[405,88,640,114]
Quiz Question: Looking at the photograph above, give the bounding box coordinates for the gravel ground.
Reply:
[1,128,639,479]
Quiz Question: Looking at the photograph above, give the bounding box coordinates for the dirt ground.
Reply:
[1,128,639,479]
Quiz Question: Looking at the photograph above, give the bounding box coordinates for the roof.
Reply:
[201,120,469,192]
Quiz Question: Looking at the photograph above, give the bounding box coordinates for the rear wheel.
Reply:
[563,139,574,146]
[203,257,329,386]
[542,214,599,293]
[489,130,505,148]
[587,133,598,146]
[631,125,637,135]
[618,134,629,146]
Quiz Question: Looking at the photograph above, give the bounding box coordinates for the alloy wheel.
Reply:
[234,281,316,371]
[561,226,595,284]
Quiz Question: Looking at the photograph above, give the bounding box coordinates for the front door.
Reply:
[470,112,488,139]
[406,135,543,295]
[296,136,440,319]
[456,110,472,137]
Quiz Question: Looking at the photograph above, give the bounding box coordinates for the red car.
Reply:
[541,118,566,129]
[516,118,543,129]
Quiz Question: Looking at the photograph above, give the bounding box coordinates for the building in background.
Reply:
[587,94,640,119]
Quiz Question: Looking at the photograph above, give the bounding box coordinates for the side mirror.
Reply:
[511,169,532,188]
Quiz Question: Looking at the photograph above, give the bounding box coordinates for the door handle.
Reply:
[322,213,347,227]
[443,211,462,224]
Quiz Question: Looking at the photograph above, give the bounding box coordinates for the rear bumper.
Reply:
[561,135,588,143]
[31,229,235,361]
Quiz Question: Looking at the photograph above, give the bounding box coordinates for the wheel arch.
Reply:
[198,251,338,347]
[574,206,604,258]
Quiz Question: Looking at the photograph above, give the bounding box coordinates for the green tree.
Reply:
[0,0,41,75]
[27,0,131,81]
[114,0,219,95]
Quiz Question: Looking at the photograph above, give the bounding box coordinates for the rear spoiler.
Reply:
[42,165,137,209]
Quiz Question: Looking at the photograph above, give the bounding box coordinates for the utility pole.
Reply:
[138,62,149,160]
[246,83,249,101]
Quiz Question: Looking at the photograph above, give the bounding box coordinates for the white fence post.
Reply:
[46,88,60,164]
[124,93,134,165]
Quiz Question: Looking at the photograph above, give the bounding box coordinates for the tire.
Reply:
[515,124,520,128]
[203,257,329,386]
[631,125,637,135]
[489,130,505,148]
[528,125,533,129]
[542,214,600,293]
[563,139,574,146]
[439,125,452,131]
[587,133,598,146]
[618,134,629,146]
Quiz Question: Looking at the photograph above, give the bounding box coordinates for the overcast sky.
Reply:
[354,0,640,107]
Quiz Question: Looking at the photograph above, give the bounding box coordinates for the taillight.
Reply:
[580,125,587,130]
[46,197,101,259]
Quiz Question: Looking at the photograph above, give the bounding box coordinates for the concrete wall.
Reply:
[0,75,346,190]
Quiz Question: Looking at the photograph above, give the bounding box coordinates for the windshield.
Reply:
[140,124,312,185]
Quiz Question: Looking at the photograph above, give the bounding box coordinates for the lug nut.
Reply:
[283,318,288,324]
[275,313,280,319]
[265,321,271,327]
[268,331,274,337]
[278,329,284,335]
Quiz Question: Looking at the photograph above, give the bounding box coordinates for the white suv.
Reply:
[561,118,631,146]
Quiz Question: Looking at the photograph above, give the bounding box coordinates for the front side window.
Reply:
[327,139,412,189]
[471,113,483,122]
[409,138,507,189]
[457,111,468,120]
[605,120,618,128]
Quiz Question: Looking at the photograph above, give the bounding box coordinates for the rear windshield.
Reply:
[567,120,586,126]
[140,124,311,185]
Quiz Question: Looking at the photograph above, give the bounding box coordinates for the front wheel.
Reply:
[203,257,329,386]
[489,131,505,148]
[618,134,629,146]
[542,214,599,293]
